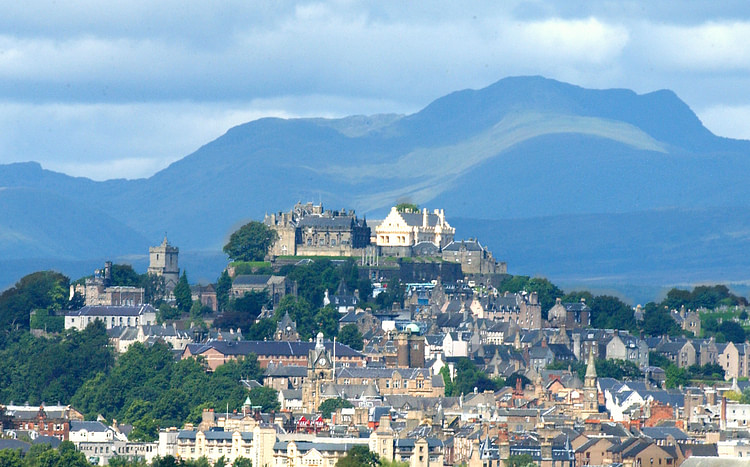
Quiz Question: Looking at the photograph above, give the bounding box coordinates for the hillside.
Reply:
[1,76,749,296]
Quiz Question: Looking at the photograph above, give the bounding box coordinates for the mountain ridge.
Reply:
[1,75,749,294]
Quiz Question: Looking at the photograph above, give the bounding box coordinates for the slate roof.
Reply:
[677,442,718,457]
[233,275,273,286]
[70,420,110,432]
[273,441,365,452]
[186,340,362,358]
[0,439,31,453]
[280,389,302,400]
[66,304,156,317]
[265,364,307,377]
[443,240,484,252]
[298,216,360,229]
[398,212,441,227]
[642,426,689,441]
[335,367,432,380]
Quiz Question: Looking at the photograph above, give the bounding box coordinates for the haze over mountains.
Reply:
[2,76,749,302]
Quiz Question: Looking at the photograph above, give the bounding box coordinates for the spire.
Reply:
[585,345,597,381]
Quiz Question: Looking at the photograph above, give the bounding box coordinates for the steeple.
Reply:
[585,345,597,385]
[582,344,599,415]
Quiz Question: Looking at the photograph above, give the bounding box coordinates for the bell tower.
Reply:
[148,236,180,292]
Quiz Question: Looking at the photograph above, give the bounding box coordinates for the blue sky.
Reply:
[1,1,749,180]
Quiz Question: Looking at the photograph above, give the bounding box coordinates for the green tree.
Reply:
[215,291,270,333]
[0,270,71,330]
[174,271,193,313]
[590,295,635,331]
[224,221,279,262]
[247,386,280,412]
[642,303,681,336]
[246,318,277,340]
[439,366,453,397]
[319,397,353,418]
[216,270,233,312]
[338,324,364,351]
[595,359,642,380]
[449,358,501,396]
[142,273,166,304]
[336,445,379,467]
[111,264,142,287]
[665,365,689,389]
[506,454,536,467]
[233,457,253,467]
[395,203,419,213]
[719,321,746,343]
[0,448,23,467]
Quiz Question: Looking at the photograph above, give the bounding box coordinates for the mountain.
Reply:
[1,76,749,298]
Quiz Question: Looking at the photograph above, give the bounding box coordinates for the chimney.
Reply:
[422,208,428,228]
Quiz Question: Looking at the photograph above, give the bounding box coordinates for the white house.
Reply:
[65,305,157,331]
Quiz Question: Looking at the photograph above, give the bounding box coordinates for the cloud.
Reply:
[0,2,748,180]
[637,21,750,71]
[0,95,409,180]
[697,105,750,140]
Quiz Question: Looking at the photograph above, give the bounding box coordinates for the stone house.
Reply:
[671,306,701,336]
[441,239,499,275]
[190,284,217,312]
[175,425,276,466]
[547,298,591,329]
[71,261,145,307]
[65,305,157,331]
[230,274,290,305]
[718,342,749,380]
[654,340,697,368]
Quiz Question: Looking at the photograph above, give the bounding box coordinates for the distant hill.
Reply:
[1,76,749,298]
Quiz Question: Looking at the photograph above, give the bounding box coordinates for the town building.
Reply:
[70,261,145,307]
[182,339,366,371]
[64,305,157,331]
[441,239,504,275]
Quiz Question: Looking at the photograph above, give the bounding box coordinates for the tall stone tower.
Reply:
[302,332,334,412]
[148,236,180,292]
[582,345,599,415]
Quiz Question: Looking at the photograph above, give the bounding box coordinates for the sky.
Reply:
[1,1,749,180]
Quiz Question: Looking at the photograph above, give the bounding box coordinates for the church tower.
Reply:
[582,345,599,415]
[148,236,180,292]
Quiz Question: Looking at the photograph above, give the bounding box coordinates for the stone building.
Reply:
[374,206,455,254]
[65,305,157,331]
[274,311,300,342]
[264,202,370,257]
[301,333,335,413]
[441,239,503,275]
[147,236,179,292]
[182,339,365,371]
[547,298,591,329]
[71,261,145,307]
[231,274,290,305]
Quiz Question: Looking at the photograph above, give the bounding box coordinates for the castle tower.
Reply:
[148,236,180,292]
[582,345,599,415]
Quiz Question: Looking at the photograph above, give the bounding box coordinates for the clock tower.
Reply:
[582,345,599,415]
[302,332,334,412]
